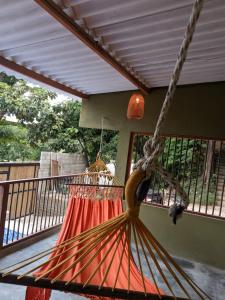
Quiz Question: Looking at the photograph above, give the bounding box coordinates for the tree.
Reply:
[0,122,40,161]
[0,72,55,123]
[0,72,57,161]
[0,72,118,165]
[28,101,118,165]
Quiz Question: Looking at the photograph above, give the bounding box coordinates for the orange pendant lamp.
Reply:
[127,93,145,120]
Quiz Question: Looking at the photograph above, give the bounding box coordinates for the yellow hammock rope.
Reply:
[0,0,212,299]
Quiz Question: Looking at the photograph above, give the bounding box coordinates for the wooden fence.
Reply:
[0,162,39,182]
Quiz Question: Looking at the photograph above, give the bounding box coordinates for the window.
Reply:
[128,133,225,219]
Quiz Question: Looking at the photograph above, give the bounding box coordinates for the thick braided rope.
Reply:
[135,0,204,209]
[149,0,204,157]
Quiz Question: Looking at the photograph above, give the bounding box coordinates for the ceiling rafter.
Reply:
[0,56,88,99]
[35,0,150,95]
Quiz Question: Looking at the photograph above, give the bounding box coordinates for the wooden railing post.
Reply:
[0,183,9,249]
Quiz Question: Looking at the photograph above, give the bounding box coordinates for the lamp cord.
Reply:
[99,116,104,156]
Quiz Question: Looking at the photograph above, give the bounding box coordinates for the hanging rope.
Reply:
[88,116,109,172]
[135,0,204,223]
[99,116,104,155]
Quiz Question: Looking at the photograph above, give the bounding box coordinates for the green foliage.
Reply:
[0,72,55,123]
[0,72,56,161]
[183,179,216,205]
[133,135,206,181]
[28,100,118,164]
[101,133,118,163]
[0,123,40,161]
[133,135,219,205]
[162,138,205,180]
[0,72,17,86]
[0,72,118,165]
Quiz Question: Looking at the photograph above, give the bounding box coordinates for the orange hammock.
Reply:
[26,184,161,300]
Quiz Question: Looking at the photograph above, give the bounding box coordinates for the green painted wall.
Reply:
[139,204,225,269]
[80,82,225,269]
[80,83,225,138]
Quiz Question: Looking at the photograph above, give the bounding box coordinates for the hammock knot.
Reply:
[134,137,165,173]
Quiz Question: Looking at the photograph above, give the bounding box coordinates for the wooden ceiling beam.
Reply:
[35,0,150,95]
[0,56,88,99]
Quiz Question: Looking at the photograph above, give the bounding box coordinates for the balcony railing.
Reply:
[130,134,225,219]
[0,172,123,250]
[0,174,83,249]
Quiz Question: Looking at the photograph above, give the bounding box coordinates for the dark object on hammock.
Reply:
[135,175,151,203]
[136,177,163,205]
[169,203,185,224]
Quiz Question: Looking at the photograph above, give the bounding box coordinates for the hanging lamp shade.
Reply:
[127,93,145,120]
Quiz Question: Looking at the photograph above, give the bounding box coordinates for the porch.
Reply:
[0,0,225,299]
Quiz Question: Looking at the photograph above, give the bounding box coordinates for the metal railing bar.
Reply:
[16,181,25,241]
[205,142,216,215]
[43,179,51,230]
[7,188,41,195]
[39,179,48,231]
[181,139,190,189]
[48,179,55,229]
[26,181,34,237]
[66,183,124,188]
[34,179,44,233]
[0,183,9,248]
[198,140,209,213]
[12,182,21,242]
[192,140,203,211]
[57,179,65,225]
[168,137,178,206]
[62,180,68,222]
[156,146,165,203]
[30,180,39,236]
[0,172,115,185]
[175,138,184,203]
[187,140,196,200]
[6,183,14,244]
[219,177,225,217]
[51,180,59,227]
[21,182,30,238]
[212,141,222,215]
[164,137,172,206]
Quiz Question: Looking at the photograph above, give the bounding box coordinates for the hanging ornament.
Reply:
[127,93,145,120]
